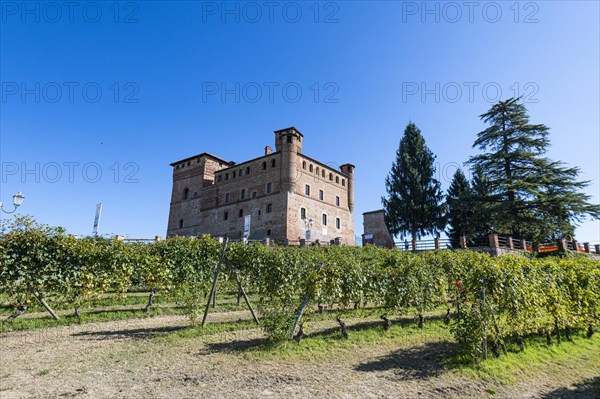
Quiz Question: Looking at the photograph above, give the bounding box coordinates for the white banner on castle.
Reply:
[92,203,103,236]
[243,215,251,242]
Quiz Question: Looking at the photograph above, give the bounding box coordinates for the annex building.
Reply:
[167,127,355,245]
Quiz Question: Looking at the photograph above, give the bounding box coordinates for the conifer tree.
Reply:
[445,169,474,247]
[382,122,445,241]
[467,98,599,241]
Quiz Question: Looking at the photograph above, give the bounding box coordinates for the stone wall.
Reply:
[362,210,394,248]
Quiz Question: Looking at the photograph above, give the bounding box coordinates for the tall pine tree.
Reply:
[445,169,474,247]
[469,165,494,239]
[467,98,599,241]
[382,122,445,241]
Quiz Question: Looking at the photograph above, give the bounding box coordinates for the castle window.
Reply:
[316,167,320,175]
[322,170,325,178]
[342,179,345,186]
[252,191,257,199]
[267,203,273,213]
[193,192,198,198]
[217,175,222,182]
[224,212,228,220]
[176,165,179,169]
[225,193,230,203]
[241,189,246,200]
[336,218,341,229]
[319,190,323,201]
[336,196,340,206]
[305,185,310,196]
[322,214,327,226]
[309,164,313,172]
[258,209,261,215]
[287,136,292,143]
[246,166,250,175]
[183,188,189,200]
[329,173,333,181]
[225,173,229,180]
[232,171,236,178]
[266,182,272,193]
[239,209,243,218]
[300,208,306,219]
[302,161,306,169]
[179,219,184,229]
[197,158,200,163]
[262,161,267,170]
[187,161,190,166]
[267,229,271,236]
[336,176,339,184]
[271,159,276,167]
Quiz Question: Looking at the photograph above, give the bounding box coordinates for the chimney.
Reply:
[265,146,272,155]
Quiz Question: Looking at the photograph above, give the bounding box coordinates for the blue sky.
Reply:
[1,1,598,243]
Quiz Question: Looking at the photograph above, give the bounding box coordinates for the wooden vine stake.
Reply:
[31,288,60,320]
[289,263,324,340]
[201,238,259,327]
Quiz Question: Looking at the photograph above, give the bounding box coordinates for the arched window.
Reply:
[302,161,306,169]
[342,179,345,186]
[309,164,313,172]
[336,176,339,184]
[329,173,333,181]
[183,188,189,200]
[316,167,320,176]
[179,219,184,229]
[322,170,325,178]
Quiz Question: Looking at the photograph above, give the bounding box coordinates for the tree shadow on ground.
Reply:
[72,325,186,340]
[354,341,461,380]
[198,337,269,355]
[541,376,600,399]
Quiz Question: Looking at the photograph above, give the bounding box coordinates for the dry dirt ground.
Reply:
[1,312,598,399]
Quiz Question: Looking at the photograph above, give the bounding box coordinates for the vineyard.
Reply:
[1,216,599,361]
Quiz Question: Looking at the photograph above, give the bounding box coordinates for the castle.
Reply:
[167,127,355,245]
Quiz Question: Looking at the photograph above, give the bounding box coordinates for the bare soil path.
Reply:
[1,312,598,399]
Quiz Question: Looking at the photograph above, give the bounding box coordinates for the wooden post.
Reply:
[434,237,440,250]
[507,236,514,250]
[583,242,590,253]
[412,239,417,251]
[489,234,499,248]
[30,288,60,320]
[594,244,600,254]
[226,259,259,325]
[202,238,229,327]
[559,239,568,252]
[289,263,324,340]
[459,236,467,249]
[572,241,580,252]
[520,238,527,251]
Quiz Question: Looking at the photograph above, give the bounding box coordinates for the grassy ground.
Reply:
[1,293,599,398]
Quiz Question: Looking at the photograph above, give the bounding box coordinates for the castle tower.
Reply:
[274,127,303,193]
[340,163,355,212]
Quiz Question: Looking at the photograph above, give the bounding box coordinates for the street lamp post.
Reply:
[0,192,25,214]
[0,192,25,226]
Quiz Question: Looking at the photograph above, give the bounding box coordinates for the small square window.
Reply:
[239,209,243,218]
[266,182,272,193]
[267,229,271,236]
[267,204,273,213]
[224,212,228,220]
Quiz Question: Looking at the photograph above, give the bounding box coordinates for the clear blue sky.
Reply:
[1,1,598,243]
